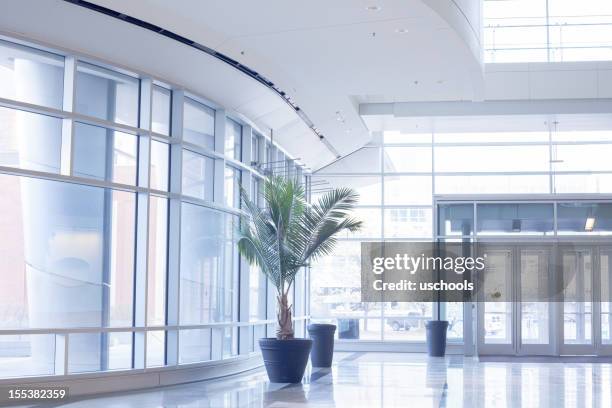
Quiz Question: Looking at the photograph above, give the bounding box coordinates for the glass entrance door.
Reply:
[477,244,554,355]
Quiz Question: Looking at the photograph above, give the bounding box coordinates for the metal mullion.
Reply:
[61,56,76,177]
[69,111,146,136]
[378,138,385,341]
[433,141,551,147]
[133,77,153,369]
[213,109,225,208]
[179,195,243,216]
[0,97,71,119]
[0,165,145,192]
[150,132,172,143]
[0,320,279,336]
[166,89,184,366]
[238,124,253,355]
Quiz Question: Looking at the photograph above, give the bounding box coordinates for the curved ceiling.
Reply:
[2,0,484,170]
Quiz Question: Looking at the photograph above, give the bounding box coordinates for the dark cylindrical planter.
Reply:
[426,320,449,357]
[259,338,312,383]
[308,324,336,368]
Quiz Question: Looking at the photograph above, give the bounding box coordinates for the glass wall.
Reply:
[484,0,612,62]
[311,126,612,343]
[0,35,305,379]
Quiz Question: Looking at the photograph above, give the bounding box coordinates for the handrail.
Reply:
[0,316,311,336]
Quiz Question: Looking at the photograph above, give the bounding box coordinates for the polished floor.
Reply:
[20,352,612,407]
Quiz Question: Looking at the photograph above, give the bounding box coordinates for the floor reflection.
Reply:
[40,352,612,407]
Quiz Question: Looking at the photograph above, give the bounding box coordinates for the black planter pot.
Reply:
[259,338,312,383]
[425,320,449,357]
[307,324,336,368]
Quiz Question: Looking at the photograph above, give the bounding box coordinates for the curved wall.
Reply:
[0,31,309,398]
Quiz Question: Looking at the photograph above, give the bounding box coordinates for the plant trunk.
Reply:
[276,293,294,340]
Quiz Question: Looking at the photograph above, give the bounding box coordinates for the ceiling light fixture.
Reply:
[366,5,382,11]
[585,217,596,232]
[395,28,409,34]
[335,111,346,124]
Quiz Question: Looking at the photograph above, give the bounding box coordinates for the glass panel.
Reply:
[554,174,612,194]
[484,0,548,63]
[0,174,135,329]
[435,132,550,144]
[146,330,165,367]
[435,175,550,194]
[383,302,432,341]
[250,266,267,321]
[384,175,432,205]
[148,196,167,326]
[151,85,171,135]
[75,62,139,127]
[520,249,550,344]
[317,147,381,174]
[182,150,214,201]
[183,97,215,149]
[557,203,612,235]
[250,176,260,208]
[225,118,242,161]
[383,208,432,238]
[251,134,260,164]
[384,131,432,144]
[73,122,138,185]
[69,332,132,373]
[0,334,55,378]
[384,146,432,172]
[0,106,62,173]
[485,25,548,51]
[311,176,381,206]
[552,144,612,172]
[150,140,169,191]
[484,0,548,25]
[310,241,381,340]
[438,204,474,236]
[341,208,381,239]
[482,249,513,344]
[485,48,549,63]
[446,302,463,340]
[179,329,211,364]
[224,166,241,208]
[179,204,236,325]
[552,130,612,142]
[0,39,64,109]
[222,327,238,358]
[434,145,549,173]
[562,249,593,344]
[477,203,554,236]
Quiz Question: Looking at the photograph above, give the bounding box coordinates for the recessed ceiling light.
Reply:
[366,5,381,11]
[395,28,409,34]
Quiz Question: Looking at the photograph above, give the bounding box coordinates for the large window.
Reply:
[75,62,139,127]
[183,97,215,149]
[0,35,302,379]
[311,125,612,343]
[0,106,62,173]
[484,0,612,62]
[0,39,64,109]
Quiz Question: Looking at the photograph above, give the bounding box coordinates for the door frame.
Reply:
[476,243,556,356]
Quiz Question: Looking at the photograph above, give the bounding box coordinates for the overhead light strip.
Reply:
[62,0,341,159]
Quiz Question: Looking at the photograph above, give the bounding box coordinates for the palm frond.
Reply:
[237,176,361,295]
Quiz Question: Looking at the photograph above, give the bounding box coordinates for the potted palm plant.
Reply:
[237,175,361,383]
